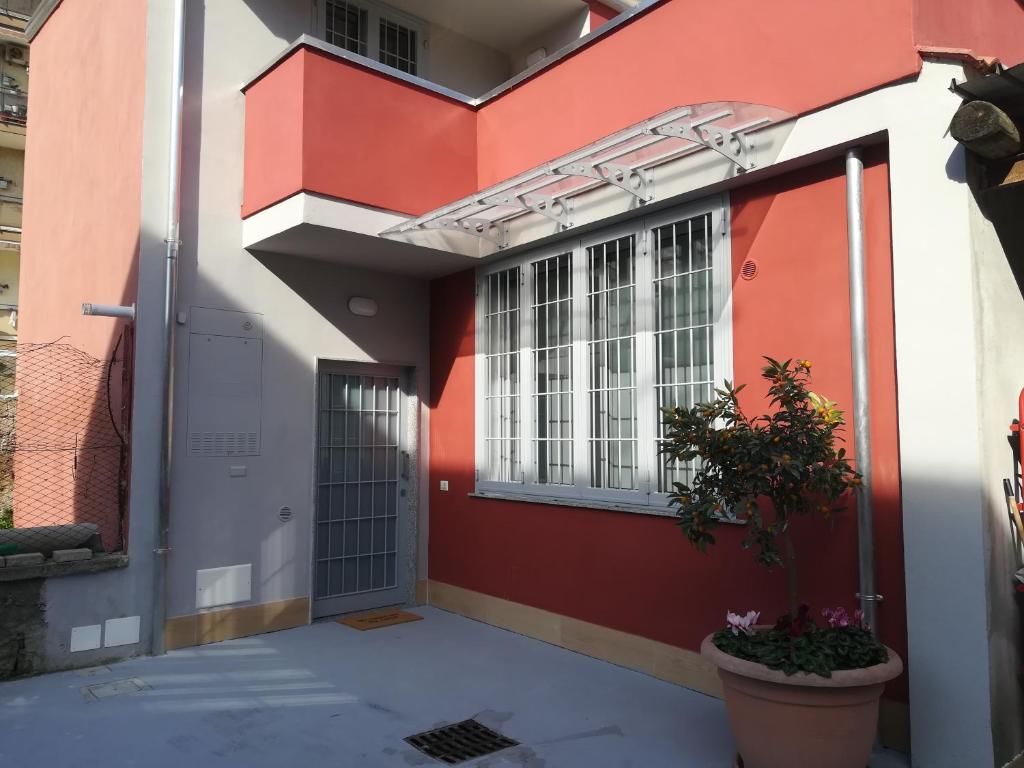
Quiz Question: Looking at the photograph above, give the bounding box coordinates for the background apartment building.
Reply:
[0,1,33,342]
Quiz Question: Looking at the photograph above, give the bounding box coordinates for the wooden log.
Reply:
[950,100,1022,160]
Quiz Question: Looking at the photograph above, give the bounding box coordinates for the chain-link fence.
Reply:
[0,335,132,556]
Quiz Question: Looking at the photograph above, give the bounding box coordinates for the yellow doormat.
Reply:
[338,609,424,631]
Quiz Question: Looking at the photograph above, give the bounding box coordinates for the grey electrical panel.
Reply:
[186,307,263,457]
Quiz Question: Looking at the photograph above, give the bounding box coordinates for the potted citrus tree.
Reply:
[662,358,902,768]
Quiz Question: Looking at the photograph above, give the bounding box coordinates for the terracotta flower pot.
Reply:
[701,634,903,768]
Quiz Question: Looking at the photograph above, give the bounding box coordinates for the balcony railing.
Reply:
[0,85,26,127]
[0,0,37,20]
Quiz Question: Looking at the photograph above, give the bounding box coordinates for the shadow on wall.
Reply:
[973,170,1024,291]
[9,238,138,555]
[254,251,432,366]
[424,150,912,711]
[143,0,433,623]
[967,163,1024,765]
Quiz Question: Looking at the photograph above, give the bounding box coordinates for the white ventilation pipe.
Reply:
[82,303,136,320]
[152,0,186,656]
[846,147,881,634]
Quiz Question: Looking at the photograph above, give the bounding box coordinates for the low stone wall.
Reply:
[0,577,45,678]
[0,555,129,679]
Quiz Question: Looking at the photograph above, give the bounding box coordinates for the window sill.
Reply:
[0,553,129,583]
[469,491,681,519]
[469,491,747,524]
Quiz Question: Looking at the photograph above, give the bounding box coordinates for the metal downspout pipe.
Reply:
[846,148,881,635]
[152,0,186,656]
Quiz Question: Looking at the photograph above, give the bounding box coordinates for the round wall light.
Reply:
[348,296,378,317]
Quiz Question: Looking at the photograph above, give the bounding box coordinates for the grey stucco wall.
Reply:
[41,0,177,669]
[40,0,434,669]
[970,181,1024,767]
[163,0,431,620]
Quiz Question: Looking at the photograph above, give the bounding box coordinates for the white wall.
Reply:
[887,62,996,768]
[426,22,511,97]
[509,7,588,74]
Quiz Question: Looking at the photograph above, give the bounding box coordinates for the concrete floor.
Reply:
[0,606,909,767]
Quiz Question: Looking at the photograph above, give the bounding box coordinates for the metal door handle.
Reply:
[401,451,410,481]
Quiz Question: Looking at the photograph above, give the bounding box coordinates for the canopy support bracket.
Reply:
[552,160,653,202]
[651,117,755,170]
[421,218,509,248]
[480,192,573,228]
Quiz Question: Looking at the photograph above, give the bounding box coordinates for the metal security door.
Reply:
[313,364,410,618]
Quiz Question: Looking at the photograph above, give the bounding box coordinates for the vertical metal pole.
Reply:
[152,0,186,656]
[846,147,880,635]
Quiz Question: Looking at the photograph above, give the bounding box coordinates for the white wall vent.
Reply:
[196,563,252,609]
[189,431,259,457]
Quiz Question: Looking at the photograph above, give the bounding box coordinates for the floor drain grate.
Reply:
[405,719,518,764]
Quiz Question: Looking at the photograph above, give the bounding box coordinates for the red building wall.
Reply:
[14,0,147,548]
[243,0,925,222]
[240,0,1024,228]
[475,0,919,186]
[20,0,147,353]
[242,46,478,218]
[428,153,907,698]
[913,0,1024,64]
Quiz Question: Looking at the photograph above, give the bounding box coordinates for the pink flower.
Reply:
[823,606,870,630]
[822,606,850,628]
[726,610,760,636]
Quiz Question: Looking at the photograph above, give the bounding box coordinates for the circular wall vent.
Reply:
[278,505,292,522]
[740,259,759,281]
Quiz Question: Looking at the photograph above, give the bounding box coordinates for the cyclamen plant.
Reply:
[726,610,760,636]
[662,357,861,617]
[715,605,886,677]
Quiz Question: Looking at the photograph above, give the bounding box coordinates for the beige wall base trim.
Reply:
[164,596,310,651]
[415,578,430,605]
[423,579,910,753]
[425,579,722,697]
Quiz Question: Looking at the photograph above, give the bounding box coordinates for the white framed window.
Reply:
[474,196,733,512]
[316,0,426,77]
[481,266,521,483]
[324,0,368,56]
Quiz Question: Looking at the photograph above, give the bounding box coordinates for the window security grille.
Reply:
[475,200,730,510]
[532,253,573,486]
[653,213,715,492]
[587,235,638,491]
[482,268,521,483]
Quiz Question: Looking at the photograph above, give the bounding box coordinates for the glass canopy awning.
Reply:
[380,102,793,248]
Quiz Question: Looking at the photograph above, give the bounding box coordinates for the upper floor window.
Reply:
[475,197,732,512]
[318,0,424,77]
[325,0,368,56]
